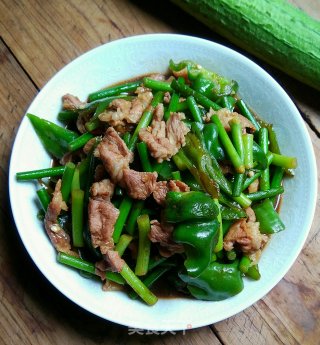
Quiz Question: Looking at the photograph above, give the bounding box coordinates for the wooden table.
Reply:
[0,1,319,344]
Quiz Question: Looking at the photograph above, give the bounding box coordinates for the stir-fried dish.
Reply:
[16,60,297,305]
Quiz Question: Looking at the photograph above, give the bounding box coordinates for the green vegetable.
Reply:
[27,113,78,159]
[36,188,51,211]
[68,132,94,152]
[187,95,203,123]
[219,203,247,221]
[230,117,244,163]
[170,59,238,95]
[246,264,261,280]
[135,214,152,276]
[202,123,225,161]
[137,142,152,172]
[57,252,125,285]
[171,79,221,111]
[258,128,270,191]
[71,166,80,190]
[171,0,320,91]
[171,171,181,180]
[61,162,75,202]
[113,195,133,243]
[126,200,145,235]
[236,99,261,131]
[129,265,172,300]
[182,133,226,197]
[71,189,84,247]
[242,171,262,191]
[213,199,223,252]
[115,234,133,257]
[128,91,164,151]
[242,133,254,170]
[58,110,78,123]
[271,152,297,169]
[152,159,175,180]
[163,191,219,223]
[143,77,172,92]
[252,198,285,234]
[211,114,245,173]
[179,260,244,301]
[245,186,284,201]
[220,95,236,111]
[88,80,142,102]
[164,92,180,121]
[16,166,65,181]
[192,74,216,99]
[232,173,246,197]
[239,255,251,274]
[173,219,220,277]
[120,263,158,306]
[252,141,268,170]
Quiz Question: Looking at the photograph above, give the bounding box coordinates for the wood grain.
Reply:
[0,0,319,344]
[0,0,173,88]
[0,36,223,345]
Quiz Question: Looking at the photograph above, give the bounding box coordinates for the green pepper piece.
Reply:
[252,198,285,234]
[192,75,216,99]
[27,113,79,159]
[169,59,238,96]
[220,204,247,220]
[183,133,229,196]
[163,191,219,223]
[179,260,243,301]
[152,159,175,180]
[181,171,203,192]
[203,123,226,161]
[173,219,220,277]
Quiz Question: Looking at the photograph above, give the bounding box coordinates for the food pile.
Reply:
[17,60,297,305]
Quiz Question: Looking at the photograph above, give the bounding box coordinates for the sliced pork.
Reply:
[139,104,190,162]
[205,108,256,133]
[149,220,184,257]
[223,207,268,254]
[88,178,124,272]
[122,169,158,200]
[44,180,76,255]
[88,196,124,272]
[99,90,153,126]
[62,93,87,110]
[90,179,115,200]
[153,180,190,205]
[96,127,133,184]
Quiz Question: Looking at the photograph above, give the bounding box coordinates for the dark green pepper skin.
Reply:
[191,122,225,161]
[252,198,285,234]
[152,159,175,180]
[169,59,238,96]
[179,260,244,301]
[27,113,79,159]
[220,204,247,220]
[163,191,219,223]
[181,171,203,192]
[173,219,220,277]
[203,123,226,161]
[253,141,268,169]
[192,75,216,99]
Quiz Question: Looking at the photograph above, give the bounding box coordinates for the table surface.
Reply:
[0,1,319,344]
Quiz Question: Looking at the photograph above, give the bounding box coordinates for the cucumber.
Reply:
[172,0,320,91]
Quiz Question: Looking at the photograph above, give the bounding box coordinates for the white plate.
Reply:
[9,34,317,331]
